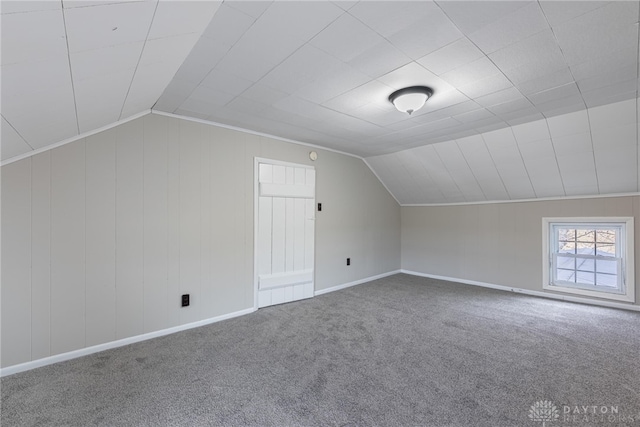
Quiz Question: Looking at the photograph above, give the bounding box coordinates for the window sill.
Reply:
[543,283,635,303]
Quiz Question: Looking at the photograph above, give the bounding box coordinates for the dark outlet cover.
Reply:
[347,258,351,266]
[181,294,190,307]
[318,203,322,211]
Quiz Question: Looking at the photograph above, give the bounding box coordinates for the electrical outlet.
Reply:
[181,294,190,307]
[317,203,322,211]
[346,258,351,266]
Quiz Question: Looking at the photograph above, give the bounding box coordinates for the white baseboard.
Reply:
[0,307,256,378]
[401,270,640,312]
[314,270,401,296]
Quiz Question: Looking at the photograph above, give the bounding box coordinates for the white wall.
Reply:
[401,196,640,307]
[0,114,401,368]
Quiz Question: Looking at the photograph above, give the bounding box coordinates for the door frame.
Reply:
[253,157,316,310]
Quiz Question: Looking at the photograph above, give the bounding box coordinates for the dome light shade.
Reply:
[389,86,433,115]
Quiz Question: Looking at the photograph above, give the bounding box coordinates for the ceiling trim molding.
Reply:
[402,192,640,207]
[1,110,152,167]
[150,110,363,160]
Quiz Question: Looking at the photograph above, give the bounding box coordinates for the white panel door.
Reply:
[257,161,315,308]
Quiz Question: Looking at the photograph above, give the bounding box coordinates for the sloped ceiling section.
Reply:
[1,0,221,160]
[367,97,640,205]
[155,1,639,157]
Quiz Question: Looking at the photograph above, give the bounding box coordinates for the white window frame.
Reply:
[542,217,635,303]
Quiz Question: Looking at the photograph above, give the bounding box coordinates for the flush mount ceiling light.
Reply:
[388,86,434,115]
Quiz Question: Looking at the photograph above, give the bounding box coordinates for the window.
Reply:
[542,217,635,303]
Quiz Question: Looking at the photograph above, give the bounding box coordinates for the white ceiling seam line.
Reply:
[401,191,640,208]
[118,0,160,121]
[0,110,152,167]
[2,115,35,151]
[362,158,401,206]
[61,3,81,134]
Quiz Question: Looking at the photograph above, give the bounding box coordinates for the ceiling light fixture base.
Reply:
[389,86,434,115]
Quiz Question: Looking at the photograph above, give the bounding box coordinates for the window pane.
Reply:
[576,243,595,256]
[577,271,595,285]
[576,258,594,272]
[597,244,616,257]
[596,273,618,288]
[557,228,576,241]
[596,259,618,275]
[558,241,576,254]
[576,230,595,242]
[556,255,574,269]
[556,269,576,282]
[595,229,616,244]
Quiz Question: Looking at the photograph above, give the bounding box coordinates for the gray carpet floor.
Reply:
[2,274,640,426]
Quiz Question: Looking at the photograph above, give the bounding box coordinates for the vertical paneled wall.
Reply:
[401,197,640,306]
[1,114,401,368]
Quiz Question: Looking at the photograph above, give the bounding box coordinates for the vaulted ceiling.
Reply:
[2,1,639,204]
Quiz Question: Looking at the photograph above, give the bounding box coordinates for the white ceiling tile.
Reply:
[552,2,639,66]
[511,119,550,143]
[3,82,76,134]
[64,1,156,53]
[62,1,143,8]
[323,80,395,113]
[551,132,593,157]
[547,109,590,138]
[201,68,254,96]
[453,108,495,124]
[378,62,455,94]
[436,1,529,34]
[538,1,609,26]
[201,4,256,49]
[528,83,581,106]
[1,117,32,160]
[240,84,288,106]
[518,138,555,160]
[570,47,638,82]
[2,1,61,14]
[440,57,502,87]
[138,33,200,68]
[505,112,546,126]
[457,73,513,99]
[416,37,484,76]
[592,123,637,150]
[349,1,438,38]
[514,68,575,95]
[467,2,549,54]
[576,65,637,93]
[295,64,371,104]
[489,30,565,76]
[260,44,342,94]
[388,9,462,60]
[581,81,637,109]
[475,87,523,109]
[147,0,221,40]
[487,98,535,116]
[225,1,272,19]
[19,119,78,150]
[70,41,143,82]
[348,40,411,79]
[564,185,600,197]
[588,98,637,130]
[310,13,382,63]
[1,9,67,65]
[1,56,72,100]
